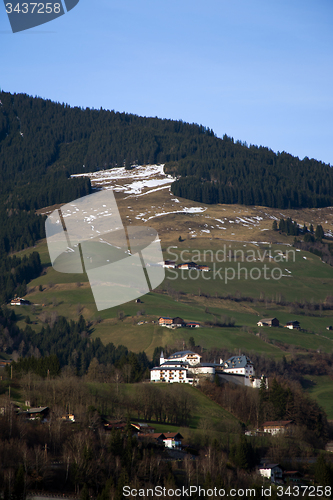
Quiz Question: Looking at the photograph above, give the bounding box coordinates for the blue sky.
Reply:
[1,0,333,164]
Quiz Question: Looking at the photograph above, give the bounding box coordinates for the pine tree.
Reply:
[12,465,25,500]
[189,336,195,349]
[80,484,90,500]
[315,454,333,487]
[315,224,324,241]
[233,435,256,470]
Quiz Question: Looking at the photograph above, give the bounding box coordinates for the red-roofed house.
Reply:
[159,317,173,326]
[104,420,127,431]
[262,420,293,435]
[138,433,166,444]
[283,471,304,484]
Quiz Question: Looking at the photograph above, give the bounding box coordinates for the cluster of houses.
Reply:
[131,423,183,449]
[163,261,210,272]
[257,317,301,330]
[252,422,305,484]
[158,317,200,329]
[100,420,184,449]
[137,317,200,328]
[150,350,266,388]
[0,404,183,450]
[2,403,306,480]
[0,403,76,423]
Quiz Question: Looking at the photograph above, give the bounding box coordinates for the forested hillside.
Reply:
[2,91,332,219]
[168,137,333,209]
[0,305,150,379]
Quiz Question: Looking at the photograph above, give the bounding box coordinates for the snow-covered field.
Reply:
[71,165,276,234]
[72,164,175,196]
[72,164,210,223]
[72,163,272,230]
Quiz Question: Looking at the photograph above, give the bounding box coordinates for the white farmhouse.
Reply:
[217,355,266,389]
[258,464,283,484]
[222,355,254,376]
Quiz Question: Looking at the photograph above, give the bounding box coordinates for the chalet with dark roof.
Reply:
[131,422,155,434]
[258,464,283,483]
[19,406,49,421]
[257,317,279,327]
[222,355,254,376]
[138,432,166,444]
[284,320,300,330]
[163,432,183,449]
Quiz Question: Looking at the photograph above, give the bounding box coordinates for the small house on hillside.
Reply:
[104,420,127,432]
[177,262,197,270]
[325,441,333,453]
[222,355,254,376]
[196,265,211,272]
[163,260,177,268]
[20,406,49,421]
[163,432,183,449]
[283,471,304,484]
[131,423,155,434]
[258,464,283,484]
[11,297,30,306]
[172,317,185,327]
[159,317,173,326]
[61,413,75,423]
[257,317,279,327]
[0,359,12,368]
[284,321,300,330]
[158,317,185,328]
[186,322,200,328]
[138,433,166,444]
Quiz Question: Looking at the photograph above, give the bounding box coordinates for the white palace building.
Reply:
[150,351,265,388]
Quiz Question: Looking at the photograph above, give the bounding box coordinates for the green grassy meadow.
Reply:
[17,238,333,356]
[92,382,240,437]
[10,235,333,417]
[302,375,333,419]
